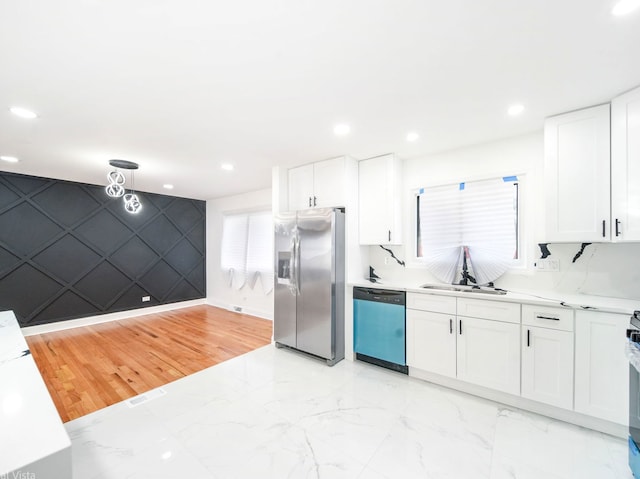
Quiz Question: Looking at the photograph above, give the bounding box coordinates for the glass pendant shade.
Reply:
[105,170,126,198]
[124,193,142,214]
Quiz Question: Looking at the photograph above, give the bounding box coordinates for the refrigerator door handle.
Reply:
[290,233,301,295]
[287,235,298,296]
[294,234,302,294]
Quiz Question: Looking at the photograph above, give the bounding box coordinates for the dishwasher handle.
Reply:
[353,287,405,305]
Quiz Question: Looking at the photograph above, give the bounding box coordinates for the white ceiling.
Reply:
[1,0,639,200]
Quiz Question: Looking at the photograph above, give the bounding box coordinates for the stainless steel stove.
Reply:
[626,311,640,477]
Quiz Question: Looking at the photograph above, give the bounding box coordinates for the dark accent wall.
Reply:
[0,171,206,327]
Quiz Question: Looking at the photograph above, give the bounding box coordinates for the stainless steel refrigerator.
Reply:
[274,207,345,366]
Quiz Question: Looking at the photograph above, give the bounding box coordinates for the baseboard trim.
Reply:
[409,367,627,439]
[206,299,273,321]
[21,299,207,336]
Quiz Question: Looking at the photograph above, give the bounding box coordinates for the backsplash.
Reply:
[367,242,640,301]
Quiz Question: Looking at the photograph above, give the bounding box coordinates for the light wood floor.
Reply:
[25,305,273,423]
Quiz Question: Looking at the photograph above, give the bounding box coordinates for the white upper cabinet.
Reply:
[358,154,402,245]
[544,104,611,242]
[288,164,315,210]
[611,86,640,242]
[288,157,346,211]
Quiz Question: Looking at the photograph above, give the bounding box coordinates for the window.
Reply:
[416,176,520,284]
[221,211,273,293]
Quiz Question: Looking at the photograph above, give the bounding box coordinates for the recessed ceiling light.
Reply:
[0,156,19,163]
[507,104,525,116]
[221,163,234,171]
[163,184,174,190]
[333,124,350,136]
[9,107,38,119]
[612,0,640,15]
[406,132,420,142]
[161,451,172,460]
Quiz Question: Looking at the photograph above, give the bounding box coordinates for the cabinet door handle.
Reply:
[449,318,453,334]
[308,197,312,207]
[527,329,530,347]
[616,219,621,237]
[536,315,560,321]
[388,230,391,242]
[602,219,606,238]
[313,196,317,207]
[459,319,462,335]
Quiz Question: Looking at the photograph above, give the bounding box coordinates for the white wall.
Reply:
[206,188,274,319]
[365,131,640,301]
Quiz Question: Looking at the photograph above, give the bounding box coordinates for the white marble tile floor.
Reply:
[65,345,633,479]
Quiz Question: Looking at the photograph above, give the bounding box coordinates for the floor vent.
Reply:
[126,388,166,408]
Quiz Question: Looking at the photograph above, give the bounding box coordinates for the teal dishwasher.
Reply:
[353,287,407,374]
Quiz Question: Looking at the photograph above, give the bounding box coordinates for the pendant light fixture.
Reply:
[105,159,142,214]
[123,171,142,214]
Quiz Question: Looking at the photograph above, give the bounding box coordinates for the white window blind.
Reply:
[417,176,519,285]
[221,214,248,290]
[221,211,273,293]
[246,212,274,293]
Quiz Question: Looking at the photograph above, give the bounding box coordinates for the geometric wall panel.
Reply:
[0,263,62,321]
[0,246,21,277]
[32,235,102,283]
[32,182,101,227]
[31,291,100,325]
[165,240,201,276]
[165,281,202,303]
[166,200,202,231]
[139,260,182,300]
[75,209,133,254]
[4,174,49,195]
[74,261,131,309]
[109,284,155,312]
[0,171,206,327]
[139,215,183,254]
[0,182,20,209]
[0,202,64,256]
[187,221,205,252]
[110,237,159,278]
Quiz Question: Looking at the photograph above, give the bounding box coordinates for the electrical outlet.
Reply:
[547,259,560,271]
[535,259,560,272]
[384,256,389,265]
[142,296,150,302]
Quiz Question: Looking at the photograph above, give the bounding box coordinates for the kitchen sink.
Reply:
[419,284,507,295]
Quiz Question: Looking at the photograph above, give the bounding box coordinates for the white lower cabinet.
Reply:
[407,309,456,378]
[457,316,521,395]
[407,293,520,394]
[521,326,574,409]
[574,310,629,425]
[406,292,627,431]
[521,304,574,410]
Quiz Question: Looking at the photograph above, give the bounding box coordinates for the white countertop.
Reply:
[350,280,640,315]
[0,311,71,475]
